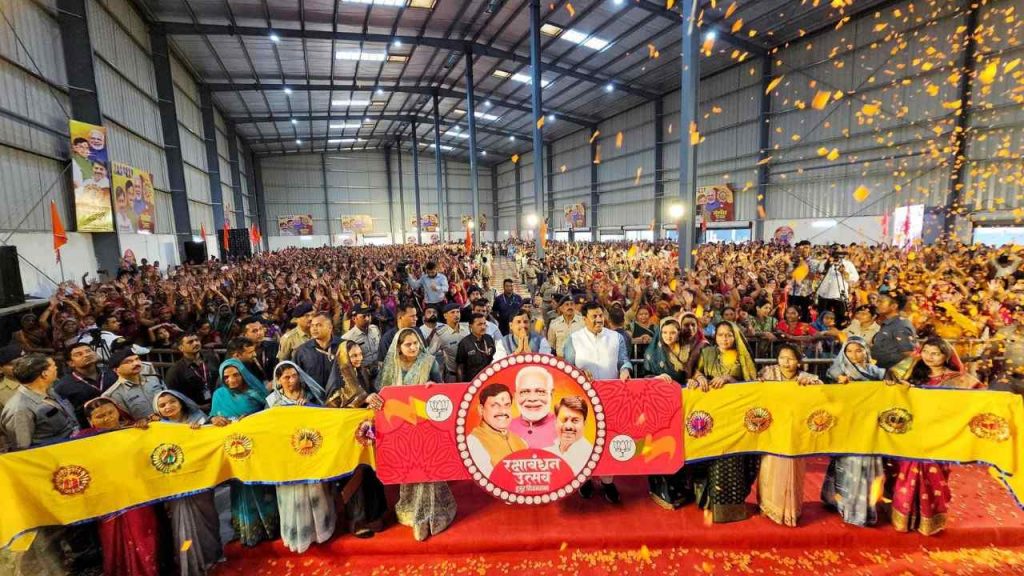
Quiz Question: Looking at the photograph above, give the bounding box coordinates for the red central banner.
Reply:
[374,355,684,504]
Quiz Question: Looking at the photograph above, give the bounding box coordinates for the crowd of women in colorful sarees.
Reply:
[643,315,983,536]
[50,330,446,576]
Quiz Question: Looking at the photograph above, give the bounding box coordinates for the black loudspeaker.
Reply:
[183,241,208,265]
[218,229,252,260]
[0,246,25,307]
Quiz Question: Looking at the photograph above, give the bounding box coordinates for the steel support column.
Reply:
[321,153,332,246]
[199,86,226,253]
[945,4,979,236]
[754,56,772,242]
[253,155,269,252]
[546,142,555,241]
[514,161,523,238]
[384,146,396,242]
[431,93,445,240]
[678,0,700,271]
[226,124,245,228]
[528,0,545,258]
[491,166,499,236]
[465,51,481,248]
[410,123,423,244]
[396,137,406,242]
[57,0,120,275]
[590,138,599,232]
[653,99,665,240]
[151,28,193,260]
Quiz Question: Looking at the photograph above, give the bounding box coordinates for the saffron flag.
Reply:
[464,223,473,254]
[50,201,67,261]
[540,221,548,249]
[222,221,230,251]
[200,223,207,243]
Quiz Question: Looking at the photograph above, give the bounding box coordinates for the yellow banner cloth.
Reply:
[682,382,1024,503]
[0,406,373,547]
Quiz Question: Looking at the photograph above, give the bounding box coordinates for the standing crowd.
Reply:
[1,237,1022,575]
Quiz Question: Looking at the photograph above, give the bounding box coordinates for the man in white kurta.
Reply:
[563,301,632,504]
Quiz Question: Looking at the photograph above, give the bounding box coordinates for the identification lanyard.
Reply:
[72,371,107,392]
[190,362,211,400]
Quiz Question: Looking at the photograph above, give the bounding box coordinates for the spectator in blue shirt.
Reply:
[492,279,524,336]
[408,261,449,314]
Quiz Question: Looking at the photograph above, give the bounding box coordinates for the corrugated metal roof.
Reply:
[134,0,895,160]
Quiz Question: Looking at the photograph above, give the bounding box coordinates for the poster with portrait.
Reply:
[696,184,735,222]
[111,163,155,234]
[69,120,113,232]
[278,215,314,236]
[340,214,374,235]
[773,225,795,245]
[410,214,440,232]
[563,203,586,228]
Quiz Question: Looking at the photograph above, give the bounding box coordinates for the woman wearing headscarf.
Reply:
[152,389,228,575]
[324,340,388,538]
[644,314,706,509]
[266,361,337,553]
[755,344,822,526]
[73,398,160,576]
[376,328,453,541]
[688,321,760,523]
[821,336,886,527]
[885,337,985,535]
[210,359,279,547]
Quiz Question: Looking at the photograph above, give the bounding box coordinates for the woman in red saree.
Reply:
[73,397,161,576]
[886,337,985,536]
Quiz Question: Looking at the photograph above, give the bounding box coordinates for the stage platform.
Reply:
[213,460,1024,575]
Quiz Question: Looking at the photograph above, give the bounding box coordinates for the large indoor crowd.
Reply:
[2,238,1022,575]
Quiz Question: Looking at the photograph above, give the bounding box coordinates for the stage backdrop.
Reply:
[111,163,155,234]
[69,120,113,232]
[278,214,314,236]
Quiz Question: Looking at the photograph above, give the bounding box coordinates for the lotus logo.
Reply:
[427,394,453,422]
[609,435,636,462]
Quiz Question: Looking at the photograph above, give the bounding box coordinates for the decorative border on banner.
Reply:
[454,354,607,505]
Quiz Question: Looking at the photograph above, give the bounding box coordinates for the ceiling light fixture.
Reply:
[336,49,388,61]
[605,83,614,93]
[547,114,556,122]
[492,69,512,79]
[540,23,563,37]
[387,54,409,63]
[328,138,365,143]
[375,87,385,95]
[510,72,552,87]
[283,87,293,95]
[295,139,302,144]
[269,33,280,43]
[560,29,611,51]
[431,144,455,151]
[509,135,515,141]
[291,118,297,124]
[392,39,402,47]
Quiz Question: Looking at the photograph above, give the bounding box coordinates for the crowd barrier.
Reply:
[1,380,1021,549]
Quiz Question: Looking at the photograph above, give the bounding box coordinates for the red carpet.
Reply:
[213,460,1024,575]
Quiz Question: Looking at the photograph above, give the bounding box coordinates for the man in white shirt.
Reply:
[815,247,859,327]
[563,301,632,504]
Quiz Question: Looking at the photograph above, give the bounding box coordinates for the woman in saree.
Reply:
[755,344,822,526]
[324,340,388,538]
[210,359,279,547]
[821,336,887,527]
[266,361,337,553]
[153,390,228,575]
[687,321,761,523]
[644,315,706,509]
[73,397,161,576]
[376,328,453,541]
[885,337,985,535]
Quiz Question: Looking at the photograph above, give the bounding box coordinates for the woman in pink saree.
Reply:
[886,337,985,535]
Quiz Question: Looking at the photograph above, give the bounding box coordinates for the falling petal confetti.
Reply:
[826,148,840,161]
[811,90,831,110]
[565,2,575,17]
[181,540,192,552]
[634,166,643,184]
[615,131,624,149]
[793,262,809,282]
[765,75,784,94]
[853,185,871,202]
[536,116,545,129]
[589,130,600,144]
